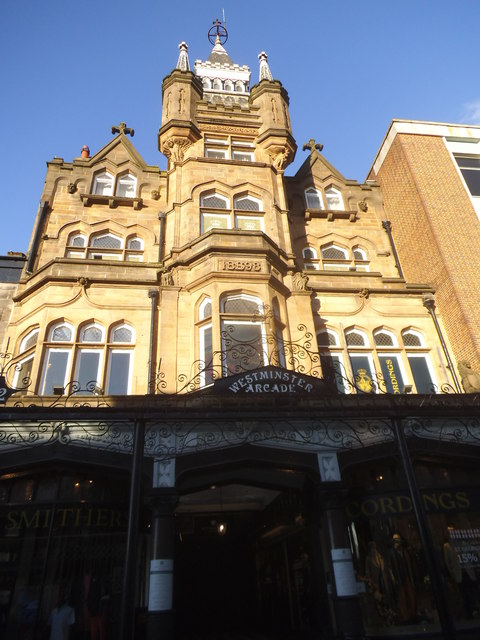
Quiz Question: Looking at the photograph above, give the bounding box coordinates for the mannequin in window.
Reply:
[48,586,75,640]
[388,534,417,623]
[365,541,394,618]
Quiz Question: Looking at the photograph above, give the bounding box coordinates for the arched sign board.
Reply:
[208,366,332,395]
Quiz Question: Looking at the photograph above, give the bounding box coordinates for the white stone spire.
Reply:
[176,42,190,71]
[258,51,273,81]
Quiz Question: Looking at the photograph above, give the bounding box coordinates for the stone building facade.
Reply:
[0,33,479,640]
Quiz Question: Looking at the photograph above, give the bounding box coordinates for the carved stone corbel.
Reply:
[268,145,291,171]
[162,137,191,163]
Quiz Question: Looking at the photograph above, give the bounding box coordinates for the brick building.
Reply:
[370,121,480,372]
[0,30,479,640]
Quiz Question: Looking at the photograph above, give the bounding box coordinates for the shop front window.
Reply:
[344,458,480,635]
[0,469,135,640]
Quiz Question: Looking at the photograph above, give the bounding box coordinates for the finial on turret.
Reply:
[258,51,273,81]
[176,42,190,71]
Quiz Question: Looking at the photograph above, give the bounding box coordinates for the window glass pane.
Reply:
[91,235,122,249]
[456,156,480,169]
[21,330,39,353]
[325,190,342,210]
[232,151,254,162]
[403,331,422,347]
[317,332,337,347]
[322,246,347,260]
[305,190,322,209]
[222,321,265,374]
[76,351,101,390]
[202,214,229,233]
[349,355,375,393]
[107,351,131,394]
[236,216,263,231]
[200,325,214,386]
[408,355,435,393]
[374,332,395,347]
[14,357,34,389]
[205,148,228,159]
[234,197,260,211]
[127,238,142,250]
[71,236,86,247]
[41,350,69,394]
[345,332,366,347]
[378,355,405,394]
[353,248,366,260]
[112,327,133,343]
[82,326,103,342]
[116,175,136,197]
[223,297,261,314]
[201,195,228,209]
[320,354,346,393]
[199,301,212,320]
[459,169,480,196]
[52,325,72,342]
[94,173,113,196]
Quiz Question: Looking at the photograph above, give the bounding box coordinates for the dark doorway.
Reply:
[173,484,327,639]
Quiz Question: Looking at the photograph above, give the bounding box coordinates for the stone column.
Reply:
[317,452,364,639]
[146,488,178,640]
[146,456,177,640]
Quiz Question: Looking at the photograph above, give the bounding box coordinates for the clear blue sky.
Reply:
[1,0,479,254]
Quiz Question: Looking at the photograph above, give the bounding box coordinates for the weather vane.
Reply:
[208,12,228,45]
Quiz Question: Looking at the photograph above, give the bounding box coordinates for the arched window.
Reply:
[321,244,350,270]
[325,187,343,210]
[201,193,229,209]
[40,322,74,394]
[305,188,323,210]
[116,173,137,198]
[234,195,261,211]
[353,246,370,272]
[93,171,114,196]
[201,192,231,233]
[65,233,87,259]
[106,324,135,394]
[202,78,211,89]
[402,329,436,393]
[221,294,267,375]
[198,298,213,386]
[88,233,123,260]
[224,80,234,92]
[373,329,397,348]
[13,329,39,390]
[234,195,263,231]
[303,246,319,270]
[317,329,347,393]
[39,320,135,395]
[345,329,375,392]
[74,323,105,391]
[373,329,407,394]
[235,81,245,93]
[126,237,144,262]
[20,329,39,354]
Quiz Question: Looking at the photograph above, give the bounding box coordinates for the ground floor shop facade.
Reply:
[0,374,479,639]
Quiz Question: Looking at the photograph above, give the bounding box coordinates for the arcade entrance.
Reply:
[173,483,332,639]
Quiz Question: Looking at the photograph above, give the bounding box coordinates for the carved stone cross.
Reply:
[302,138,323,154]
[111,122,135,137]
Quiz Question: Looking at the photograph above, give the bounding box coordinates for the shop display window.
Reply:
[0,469,138,640]
[344,458,480,635]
